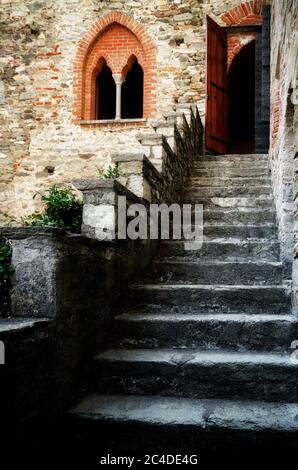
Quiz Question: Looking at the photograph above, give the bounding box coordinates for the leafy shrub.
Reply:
[0,235,14,317]
[25,185,83,233]
[98,162,120,179]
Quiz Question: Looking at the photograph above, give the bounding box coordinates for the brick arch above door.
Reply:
[221,0,265,26]
[228,34,256,70]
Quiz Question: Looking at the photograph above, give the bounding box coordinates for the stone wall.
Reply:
[0,226,156,443]
[1,0,255,222]
[269,0,298,277]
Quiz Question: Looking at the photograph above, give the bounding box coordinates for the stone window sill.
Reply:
[80,118,147,127]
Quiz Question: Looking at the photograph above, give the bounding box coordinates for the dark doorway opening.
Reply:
[96,64,116,120]
[121,61,144,119]
[228,41,256,154]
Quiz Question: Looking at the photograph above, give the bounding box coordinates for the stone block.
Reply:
[10,234,58,318]
[83,203,116,241]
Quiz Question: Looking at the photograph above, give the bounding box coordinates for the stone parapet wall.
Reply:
[113,105,203,204]
[0,226,157,437]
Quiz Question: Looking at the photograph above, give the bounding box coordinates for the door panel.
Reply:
[206,16,228,154]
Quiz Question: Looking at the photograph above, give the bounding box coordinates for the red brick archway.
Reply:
[221,0,263,26]
[227,33,256,70]
[73,12,156,122]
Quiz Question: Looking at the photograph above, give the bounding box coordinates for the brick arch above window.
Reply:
[73,12,156,122]
[221,0,263,26]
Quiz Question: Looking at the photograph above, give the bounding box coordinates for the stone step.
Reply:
[95,349,298,402]
[151,260,283,285]
[185,224,277,240]
[114,313,296,352]
[203,208,275,224]
[128,284,291,315]
[188,196,273,209]
[67,394,298,453]
[184,186,272,198]
[158,240,280,261]
[188,177,271,187]
[197,154,268,162]
[0,317,50,335]
[191,168,269,178]
[175,208,275,225]
[192,160,268,169]
[198,153,268,161]
[192,164,268,172]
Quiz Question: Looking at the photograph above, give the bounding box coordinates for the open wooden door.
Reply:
[205,16,228,154]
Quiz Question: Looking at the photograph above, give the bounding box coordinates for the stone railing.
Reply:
[69,106,203,243]
[111,153,166,203]
[68,106,203,245]
[112,105,204,205]
[73,179,151,241]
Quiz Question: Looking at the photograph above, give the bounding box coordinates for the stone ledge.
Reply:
[73,179,148,206]
[0,226,124,250]
[0,226,66,239]
[0,317,51,334]
[111,153,146,162]
[80,119,148,128]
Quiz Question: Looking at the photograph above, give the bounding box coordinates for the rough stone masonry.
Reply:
[0,0,258,222]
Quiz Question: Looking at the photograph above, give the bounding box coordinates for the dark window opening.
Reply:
[96,65,116,120]
[228,41,255,154]
[121,61,144,119]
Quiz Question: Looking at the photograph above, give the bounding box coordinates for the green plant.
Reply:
[0,235,14,279]
[0,235,14,317]
[25,185,83,233]
[98,162,120,179]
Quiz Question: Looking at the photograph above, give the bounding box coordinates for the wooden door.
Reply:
[205,16,228,154]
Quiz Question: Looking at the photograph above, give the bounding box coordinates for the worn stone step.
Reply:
[114,313,297,352]
[128,284,291,315]
[187,196,274,209]
[95,349,298,402]
[203,208,275,224]
[191,168,269,178]
[67,394,298,453]
[192,159,268,169]
[151,260,283,285]
[171,225,276,241]
[197,154,268,162]
[185,186,272,199]
[183,224,277,240]
[188,177,271,187]
[192,163,269,172]
[158,240,280,261]
[176,208,275,225]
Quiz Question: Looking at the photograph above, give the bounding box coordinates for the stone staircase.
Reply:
[66,154,298,455]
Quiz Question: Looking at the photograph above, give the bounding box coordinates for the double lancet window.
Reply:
[74,13,156,123]
[96,57,144,120]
